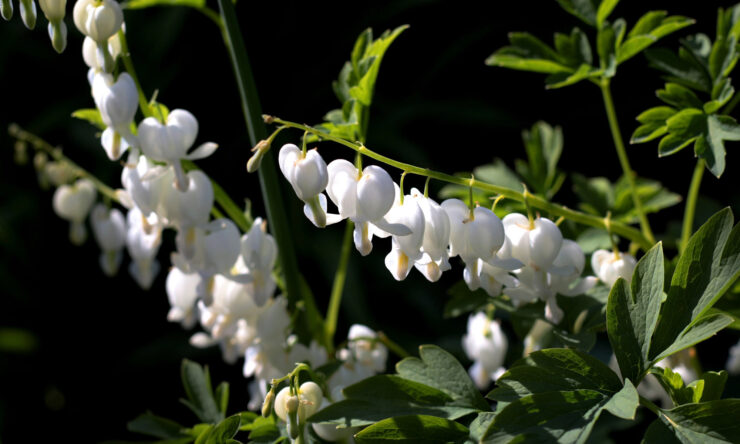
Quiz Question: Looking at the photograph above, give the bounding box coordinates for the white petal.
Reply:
[186,142,219,160]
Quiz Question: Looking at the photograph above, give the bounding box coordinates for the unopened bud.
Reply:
[33,151,48,171]
[19,0,36,29]
[1,0,13,20]
[261,388,275,418]
[247,140,270,173]
[286,395,299,414]
[287,410,300,440]
[48,20,67,53]
[262,114,274,124]
[14,141,28,165]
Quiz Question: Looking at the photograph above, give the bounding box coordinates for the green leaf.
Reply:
[555,0,600,26]
[397,345,490,411]
[701,114,740,177]
[469,412,496,443]
[657,84,704,109]
[308,375,476,427]
[632,122,668,144]
[606,243,664,384]
[651,399,740,443]
[122,0,204,9]
[644,48,712,92]
[618,13,695,64]
[487,31,571,74]
[246,417,280,442]
[520,121,564,194]
[71,108,106,130]
[555,28,593,67]
[181,360,223,424]
[214,382,229,416]
[488,349,622,404]
[127,412,189,440]
[698,371,728,402]
[652,313,733,363]
[636,106,678,123]
[597,20,618,77]
[483,389,614,444]
[596,0,619,27]
[650,208,740,358]
[205,415,241,444]
[572,174,614,216]
[546,63,601,89]
[576,228,612,254]
[649,366,701,406]
[355,415,469,444]
[602,379,639,420]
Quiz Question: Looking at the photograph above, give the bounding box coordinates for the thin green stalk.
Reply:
[117,30,152,119]
[325,222,354,354]
[599,79,656,245]
[267,117,653,251]
[217,0,325,341]
[10,124,119,202]
[680,160,704,253]
[639,395,662,416]
[721,92,740,115]
[377,332,410,358]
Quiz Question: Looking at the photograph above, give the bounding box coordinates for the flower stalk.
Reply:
[265,116,653,251]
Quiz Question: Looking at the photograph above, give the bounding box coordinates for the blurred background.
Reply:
[1,0,739,441]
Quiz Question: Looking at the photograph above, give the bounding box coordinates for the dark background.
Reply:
[1,0,739,442]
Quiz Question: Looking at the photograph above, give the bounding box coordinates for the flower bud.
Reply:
[19,0,36,29]
[73,0,123,71]
[47,19,67,53]
[261,387,275,418]
[247,139,269,173]
[14,141,28,165]
[90,204,127,276]
[52,178,97,245]
[1,0,13,20]
[40,0,68,53]
[503,213,563,271]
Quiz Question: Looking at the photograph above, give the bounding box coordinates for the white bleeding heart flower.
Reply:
[591,249,637,288]
[160,169,214,229]
[441,198,505,289]
[243,296,291,379]
[82,34,120,76]
[407,189,451,282]
[119,151,173,218]
[274,381,323,423]
[503,213,563,272]
[462,312,507,390]
[90,204,126,276]
[52,178,97,245]
[327,160,410,255]
[137,109,218,191]
[72,0,122,71]
[477,259,518,297]
[379,188,425,281]
[173,219,241,291]
[278,144,338,228]
[91,72,137,160]
[166,266,201,328]
[125,207,162,289]
[347,324,388,373]
[237,218,277,306]
[539,240,598,324]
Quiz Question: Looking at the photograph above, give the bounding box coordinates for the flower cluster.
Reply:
[277,143,635,324]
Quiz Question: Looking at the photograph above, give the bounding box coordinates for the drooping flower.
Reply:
[376,187,426,281]
[72,0,123,71]
[82,34,120,80]
[137,109,218,191]
[165,266,201,328]
[38,0,67,52]
[52,178,97,245]
[462,312,507,389]
[236,218,277,306]
[274,381,323,423]
[90,204,126,276]
[345,324,388,373]
[408,189,451,282]
[326,160,410,255]
[278,144,338,228]
[502,213,563,272]
[18,0,36,30]
[92,72,138,160]
[125,207,162,289]
[159,169,214,230]
[591,249,637,288]
[119,150,173,218]
[441,198,506,289]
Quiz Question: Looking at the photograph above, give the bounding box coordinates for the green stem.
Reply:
[217,0,325,341]
[267,117,653,251]
[377,332,410,358]
[325,222,354,354]
[10,124,119,202]
[721,92,740,115]
[639,395,662,416]
[680,160,704,253]
[599,79,656,245]
[117,30,152,119]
